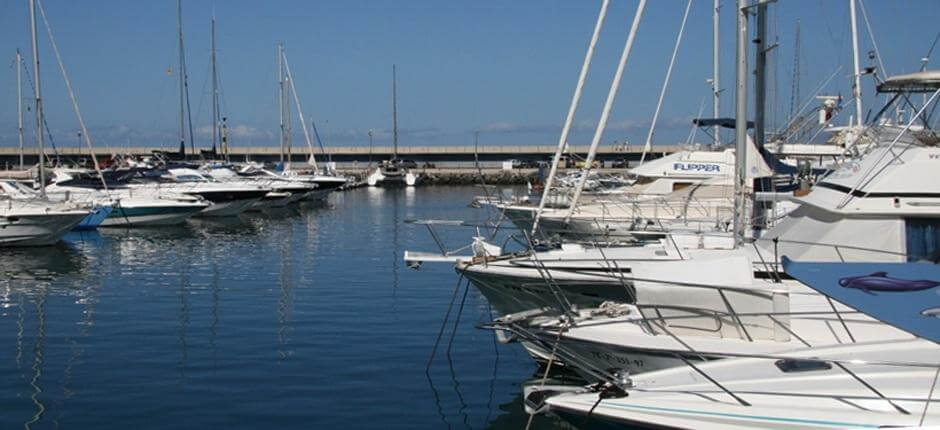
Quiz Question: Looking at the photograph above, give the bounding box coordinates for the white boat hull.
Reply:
[197,197,262,217]
[100,205,205,227]
[0,212,88,246]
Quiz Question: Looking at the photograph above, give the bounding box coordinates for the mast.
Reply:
[640,0,692,164]
[177,0,186,156]
[210,14,218,152]
[848,0,863,126]
[755,1,767,151]
[733,0,749,246]
[713,0,721,145]
[392,64,398,160]
[789,20,801,119]
[565,0,647,222]
[532,0,610,236]
[280,49,318,170]
[28,0,45,197]
[278,43,285,163]
[16,49,24,170]
[37,0,108,190]
[531,0,609,235]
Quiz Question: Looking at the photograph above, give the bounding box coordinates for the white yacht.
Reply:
[46,170,210,227]
[532,259,940,429]
[491,130,796,242]
[0,190,91,246]
[147,168,271,217]
[200,165,318,208]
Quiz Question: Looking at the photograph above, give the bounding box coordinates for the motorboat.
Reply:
[0,190,91,246]
[529,259,940,429]
[45,171,210,227]
[149,168,271,217]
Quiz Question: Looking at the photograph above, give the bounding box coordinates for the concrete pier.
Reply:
[0,143,679,169]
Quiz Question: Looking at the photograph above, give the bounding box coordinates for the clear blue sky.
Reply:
[1,1,938,151]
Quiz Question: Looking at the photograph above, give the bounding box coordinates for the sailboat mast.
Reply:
[280,49,318,170]
[531,0,608,235]
[640,0,692,164]
[177,0,186,156]
[565,0,647,222]
[713,0,721,145]
[16,49,24,170]
[755,1,767,150]
[211,15,218,152]
[848,0,863,126]
[392,64,398,160]
[733,0,749,246]
[28,0,45,197]
[278,43,285,163]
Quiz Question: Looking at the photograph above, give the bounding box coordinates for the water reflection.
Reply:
[0,244,86,283]
[0,187,563,429]
[24,293,46,430]
[277,216,295,362]
[178,264,191,382]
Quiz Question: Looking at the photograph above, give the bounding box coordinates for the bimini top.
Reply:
[877,70,940,93]
[692,118,754,129]
[784,257,940,345]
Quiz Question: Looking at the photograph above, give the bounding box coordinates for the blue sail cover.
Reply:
[783,257,940,344]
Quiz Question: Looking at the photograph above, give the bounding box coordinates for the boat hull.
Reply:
[100,204,205,227]
[457,263,633,315]
[74,205,115,230]
[0,212,89,246]
[197,197,262,217]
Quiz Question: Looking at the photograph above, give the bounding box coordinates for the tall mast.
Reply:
[278,43,285,163]
[713,0,721,145]
[640,0,692,164]
[210,14,218,152]
[392,64,398,160]
[37,0,108,190]
[28,0,45,197]
[280,49,318,170]
[177,0,186,155]
[565,0,647,222]
[788,20,801,119]
[733,0,749,246]
[16,49,24,170]
[755,1,767,150]
[531,0,609,235]
[848,0,863,126]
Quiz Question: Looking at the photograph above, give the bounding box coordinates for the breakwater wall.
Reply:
[338,167,584,186]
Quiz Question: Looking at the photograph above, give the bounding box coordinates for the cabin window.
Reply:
[775,359,832,373]
[672,182,693,192]
[906,218,940,262]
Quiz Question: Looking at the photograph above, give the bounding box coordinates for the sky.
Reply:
[1,0,939,152]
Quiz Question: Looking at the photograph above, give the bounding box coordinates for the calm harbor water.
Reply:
[0,186,574,429]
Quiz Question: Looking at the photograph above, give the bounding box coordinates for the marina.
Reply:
[3,0,940,429]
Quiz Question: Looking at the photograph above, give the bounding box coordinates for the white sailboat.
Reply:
[273,44,350,198]
[367,65,418,187]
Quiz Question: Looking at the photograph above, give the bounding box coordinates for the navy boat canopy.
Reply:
[783,257,940,345]
[692,118,755,129]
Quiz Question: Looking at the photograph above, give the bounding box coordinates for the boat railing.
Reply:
[488,308,937,416]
